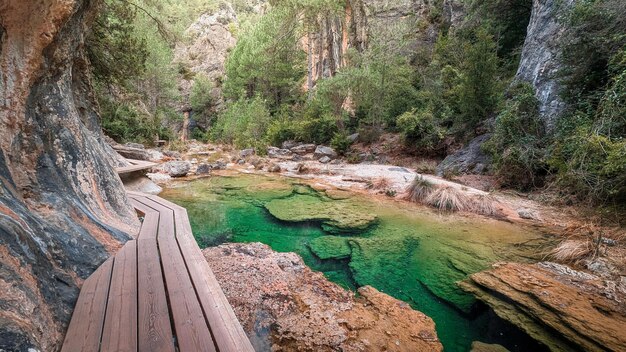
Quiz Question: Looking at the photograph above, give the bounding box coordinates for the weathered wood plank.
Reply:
[101,241,138,352]
[137,237,175,352]
[61,258,114,352]
[146,195,254,352]
[116,159,157,175]
[132,197,217,352]
[130,198,159,240]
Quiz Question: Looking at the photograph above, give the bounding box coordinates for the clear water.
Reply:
[160,173,551,352]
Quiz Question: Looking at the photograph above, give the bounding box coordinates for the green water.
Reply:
[161,174,550,352]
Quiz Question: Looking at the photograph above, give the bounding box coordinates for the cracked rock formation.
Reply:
[460,262,626,352]
[204,242,442,352]
[0,0,138,350]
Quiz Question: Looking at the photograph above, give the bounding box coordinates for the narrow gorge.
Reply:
[1,0,625,351]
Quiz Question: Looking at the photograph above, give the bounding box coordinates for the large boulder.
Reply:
[0,1,139,350]
[514,0,577,131]
[313,145,338,160]
[436,134,492,176]
[156,161,191,177]
[290,143,317,155]
[267,146,293,159]
[460,262,626,352]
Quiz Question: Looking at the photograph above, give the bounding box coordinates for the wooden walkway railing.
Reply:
[116,159,158,175]
[61,191,254,352]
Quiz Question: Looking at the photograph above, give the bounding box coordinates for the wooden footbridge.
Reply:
[61,190,254,351]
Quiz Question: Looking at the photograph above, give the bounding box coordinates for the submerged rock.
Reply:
[264,195,377,233]
[460,262,626,352]
[203,242,443,352]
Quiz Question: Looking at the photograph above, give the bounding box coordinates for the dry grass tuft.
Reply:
[371,177,392,190]
[404,176,435,203]
[425,185,471,211]
[549,239,593,263]
[414,160,438,174]
[468,194,502,217]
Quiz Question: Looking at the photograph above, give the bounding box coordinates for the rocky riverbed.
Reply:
[203,242,443,352]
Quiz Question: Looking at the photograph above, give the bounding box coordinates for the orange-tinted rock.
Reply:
[0,1,138,350]
[204,242,443,352]
[460,262,626,352]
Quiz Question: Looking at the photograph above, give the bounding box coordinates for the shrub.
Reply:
[100,98,160,144]
[190,74,213,115]
[330,132,352,155]
[404,176,435,203]
[485,82,545,190]
[397,108,445,154]
[425,185,471,211]
[294,113,338,144]
[212,96,271,149]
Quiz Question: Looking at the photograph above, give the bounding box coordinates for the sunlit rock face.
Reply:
[514,0,577,131]
[0,0,138,350]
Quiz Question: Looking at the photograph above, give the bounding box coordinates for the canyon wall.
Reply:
[0,0,138,350]
[514,0,577,130]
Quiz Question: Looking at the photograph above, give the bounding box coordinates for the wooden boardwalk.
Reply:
[116,159,158,175]
[61,192,254,352]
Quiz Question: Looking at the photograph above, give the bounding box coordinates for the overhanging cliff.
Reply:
[0,0,138,350]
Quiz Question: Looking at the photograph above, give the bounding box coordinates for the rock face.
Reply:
[203,242,442,352]
[436,134,492,176]
[155,161,191,177]
[514,0,577,130]
[460,262,626,352]
[0,1,139,350]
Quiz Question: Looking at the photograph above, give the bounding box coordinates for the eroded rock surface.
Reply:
[0,1,138,350]
[461,262,626,352]
[203,242,442,352]
[514,0,577,130]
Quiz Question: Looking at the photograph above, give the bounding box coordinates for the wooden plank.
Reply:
[146,195,254,352]
[101,241,138,352]
[116,159,157,175]
[137,237,176,352]
[132,197,217,352]
[61,258,114,352]
[130,198,159,240]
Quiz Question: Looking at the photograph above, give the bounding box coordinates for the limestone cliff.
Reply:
[0,0,138,350]
[514,0,577,130]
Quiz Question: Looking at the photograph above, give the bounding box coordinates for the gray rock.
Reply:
[319,156,332,164]
[163,150,182,159]
[291,143,317,154]
[210,161,227,170]
[314,145,337,160]
[267,147,293,159]
[237,159,245,165]
[514,0,576,131]
[240,148,255,158]
[436,134,492,176]
[281,140,298,149]
[196,163,212,175]
[268,164,281,172]
[517,208,537,220]
[347,133,359,143]
[158,161,191,177]
[125,142,145,149]
[292,154,303,161]
[330,159,342,165]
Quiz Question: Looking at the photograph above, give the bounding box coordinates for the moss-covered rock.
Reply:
[264,195,378,234]
[309,236,352,259]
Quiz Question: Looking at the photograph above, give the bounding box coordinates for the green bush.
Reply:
[294,113,339,144]
[485,82,545,190]
[100,98,161,144]
[397,108,445,154]
[212,96,271,149]
[190,74,213,115]
[330,132,352,155]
